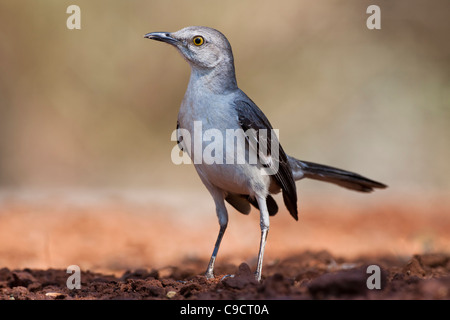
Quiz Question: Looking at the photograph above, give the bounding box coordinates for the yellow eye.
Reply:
[193,36,204,46]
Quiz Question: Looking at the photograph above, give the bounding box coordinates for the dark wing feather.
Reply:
[245,194,279,216]
[225,194,251,215]
[226,193,278,216]
[234,98,298,220]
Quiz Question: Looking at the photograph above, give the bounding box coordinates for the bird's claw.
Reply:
[220,274,235,281]
[205,271,215,280]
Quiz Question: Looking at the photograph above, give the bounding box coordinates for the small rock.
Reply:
[166,290,177,298]
[45,292,66,299]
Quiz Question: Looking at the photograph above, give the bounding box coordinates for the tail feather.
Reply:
[288,156,387,193]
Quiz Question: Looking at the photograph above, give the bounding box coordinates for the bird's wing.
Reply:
[234,98,298,220]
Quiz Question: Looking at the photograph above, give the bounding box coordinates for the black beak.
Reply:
[144,32,178,44]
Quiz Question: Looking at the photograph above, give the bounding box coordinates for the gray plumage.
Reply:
[144,26,387,282]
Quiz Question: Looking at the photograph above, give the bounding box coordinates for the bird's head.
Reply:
[144,26,234,71]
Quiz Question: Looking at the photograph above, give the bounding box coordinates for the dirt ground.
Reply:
[2,251,450,300]
[0,190,449,300]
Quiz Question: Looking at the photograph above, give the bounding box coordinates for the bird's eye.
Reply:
[193,36,204,46]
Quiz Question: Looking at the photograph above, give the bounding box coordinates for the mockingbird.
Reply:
[144,26,387,282]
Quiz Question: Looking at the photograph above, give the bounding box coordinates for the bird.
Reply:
[144,26,387,282]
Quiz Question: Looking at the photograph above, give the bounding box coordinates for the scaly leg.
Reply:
[205,224,227,279]
[255,196,270,282]
[204,193,228,279]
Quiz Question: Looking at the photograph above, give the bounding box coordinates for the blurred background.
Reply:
[0,0,449,272]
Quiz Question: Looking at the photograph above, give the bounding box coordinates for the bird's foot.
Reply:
[220,274,235,281]
[254,271,262,283]
[205,272,235,281]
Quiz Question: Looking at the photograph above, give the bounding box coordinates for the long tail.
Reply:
[288,156,387,192]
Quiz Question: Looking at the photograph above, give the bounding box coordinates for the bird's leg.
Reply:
[255,227,269,282]
[205,224,227,279]
[255,196,270,282]
[205,196,228,279]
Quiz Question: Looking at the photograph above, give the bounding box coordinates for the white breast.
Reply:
[177,85,270,196]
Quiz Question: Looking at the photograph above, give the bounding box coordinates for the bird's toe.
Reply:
[220,274,235,281]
